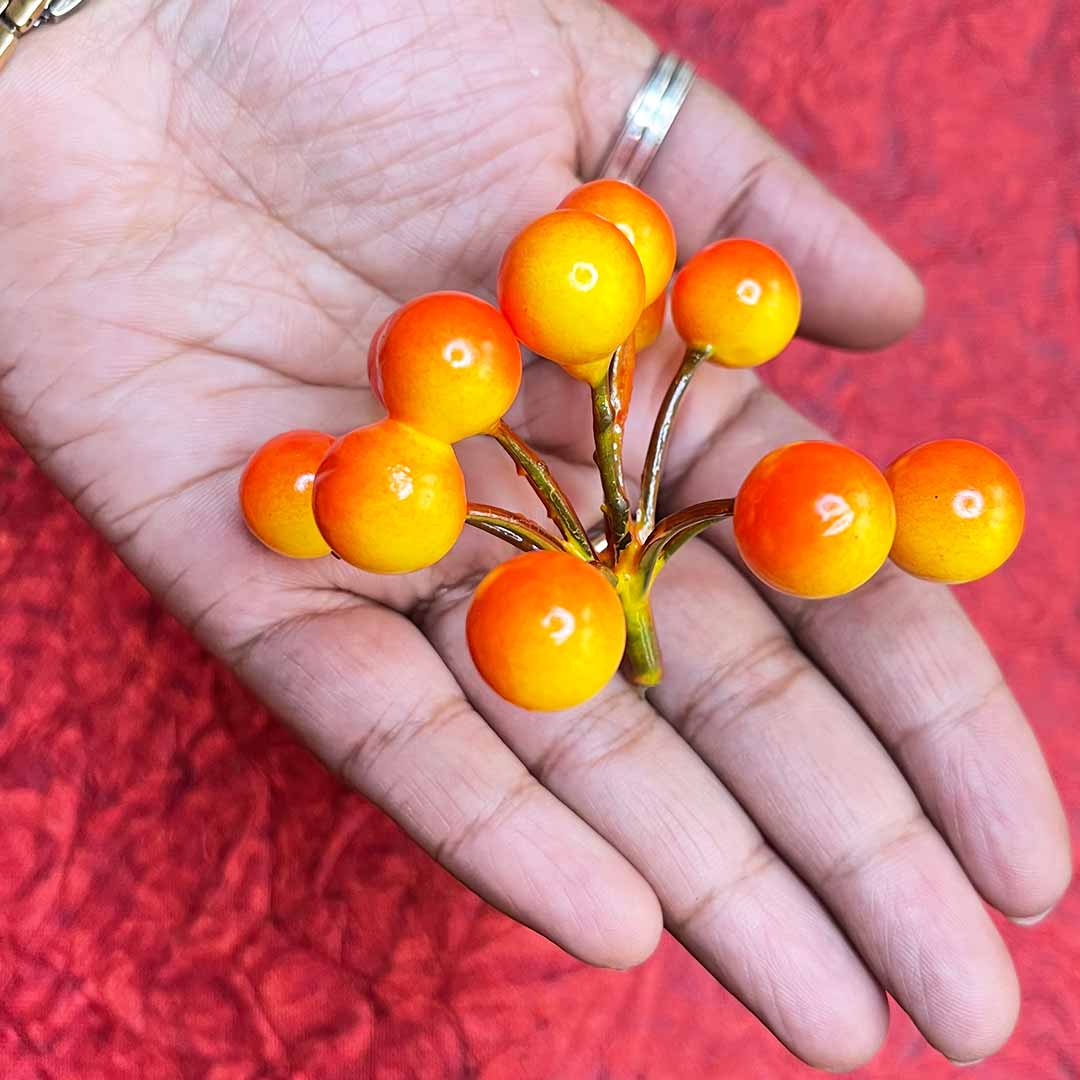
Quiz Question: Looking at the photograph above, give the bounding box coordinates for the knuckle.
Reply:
[678,632,810,746]
[817,809,932,894]
[532,689,657,786]
[667,838,778,937]
[432,772,537,866]
[336,693,472,787]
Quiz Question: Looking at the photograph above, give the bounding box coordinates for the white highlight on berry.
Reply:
[541,606,576,646]
[815,493,855,536]
[569,262,599,292]
[443,338,474,369]
[736,278,763,305]
[952,489,985,519]
[294,473,315,494]
[388,465,414,500]
[616,222,637,246]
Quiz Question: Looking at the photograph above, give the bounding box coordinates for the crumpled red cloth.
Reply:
[2,1,1078,1077]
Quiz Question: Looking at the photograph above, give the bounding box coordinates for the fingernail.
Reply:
[947,1058,984,1067]
[1009,906,1054,927]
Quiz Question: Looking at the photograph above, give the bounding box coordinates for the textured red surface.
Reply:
[2,1,1079,1077]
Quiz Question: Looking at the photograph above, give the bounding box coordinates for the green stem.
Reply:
[465,504,568,555]
[591,338,636,560]
[617,573,663,688]
[638,346,711,537]
[490,421,594,560]
[636,498,735,586]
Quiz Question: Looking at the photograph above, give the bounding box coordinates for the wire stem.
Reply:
[616,570,663,687]
[465,504,569,554]
[636,498,735,586]
[638,346,711,537]
[591,336,636,561]
[489,421,594,560]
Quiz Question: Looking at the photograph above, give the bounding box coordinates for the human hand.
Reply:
[2,0,1070,1068]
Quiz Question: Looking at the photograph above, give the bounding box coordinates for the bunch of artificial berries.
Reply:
[240,180,1025,712]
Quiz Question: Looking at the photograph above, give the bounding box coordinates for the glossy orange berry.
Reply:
[558,180,677,305]
[467,551,627,711]
[734,441,896,599]
[366,312,394,379]
[498,209,646,376]
[672,238,801,367]
[886,439,1024,584]
[369,292,523,443]
[634,292,667,353]
[240,430,334,558]
[313,419,466,574]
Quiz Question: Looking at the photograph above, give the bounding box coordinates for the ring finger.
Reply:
[648,539,1020,1065]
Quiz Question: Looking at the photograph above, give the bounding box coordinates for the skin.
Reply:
[673,238,802,367]
[1,0,1071,1070]
[734,441,897,599]
[467,551,626,712]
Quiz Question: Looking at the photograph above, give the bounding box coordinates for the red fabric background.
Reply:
[2,1,1079,1076]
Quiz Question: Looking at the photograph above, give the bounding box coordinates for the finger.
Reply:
[784,566,1073,923]
[563,2,924,348]
[232,599,662,969]
[664,374,1072,922]
[648,540,1020,1063]
[421,585,889,1070]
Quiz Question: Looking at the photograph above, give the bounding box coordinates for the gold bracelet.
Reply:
[0,0,90,71]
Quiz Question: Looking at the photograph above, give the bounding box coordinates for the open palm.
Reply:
[2,0,1070,1069]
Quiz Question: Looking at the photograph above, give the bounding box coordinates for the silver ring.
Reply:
[596,53,696,184]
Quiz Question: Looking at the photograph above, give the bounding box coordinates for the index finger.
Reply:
[232,596,663,968]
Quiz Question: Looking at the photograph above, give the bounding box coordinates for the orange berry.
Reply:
[498,209,645,375]
[672,238,801,367]
[467,551,626,711]
[369,292,522,443]
[734,441,896,599]
[634,292,667,353]
[559,179,676,305]
[886,439,1024,584]
[561,356,614,386]
[366,312,394,381]
[313,419,466,574]
[240,430,334,558]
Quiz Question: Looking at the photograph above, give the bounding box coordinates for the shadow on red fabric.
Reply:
[2,1,1079,1077]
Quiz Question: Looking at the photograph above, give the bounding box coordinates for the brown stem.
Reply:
[489,421,594,560]
[591,336,636,561]
[465,504,568,554]
[636,498,735,585]
[638,346,711,537]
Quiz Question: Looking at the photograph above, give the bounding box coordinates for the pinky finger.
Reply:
[233,595,663,969]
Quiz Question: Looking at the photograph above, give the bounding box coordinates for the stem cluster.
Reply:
[467,339,731,688]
